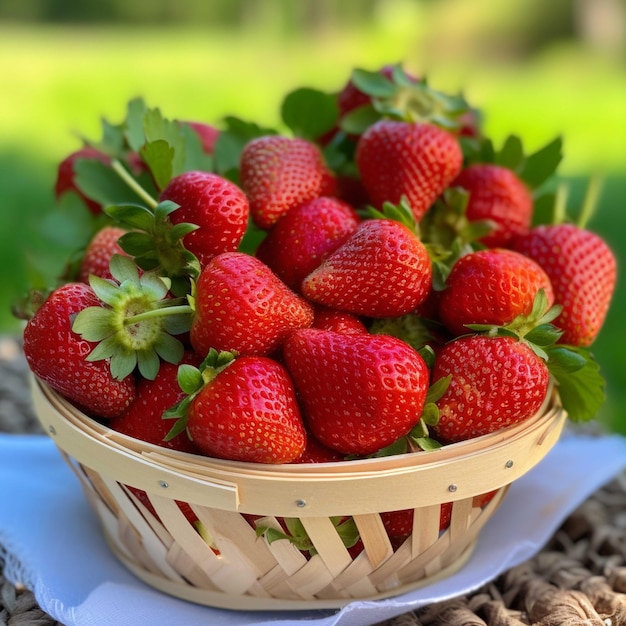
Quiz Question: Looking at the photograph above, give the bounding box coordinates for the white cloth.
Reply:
[0,431,625,626]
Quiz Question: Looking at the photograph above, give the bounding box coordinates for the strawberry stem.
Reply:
[577,175,603,229]
[553,182,569,225]
[110,158,158,210]
[123,304,192,326]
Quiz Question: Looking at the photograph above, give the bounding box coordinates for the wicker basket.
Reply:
[31,377,566,610]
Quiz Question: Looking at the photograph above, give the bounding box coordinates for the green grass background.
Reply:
[0,18,624,434]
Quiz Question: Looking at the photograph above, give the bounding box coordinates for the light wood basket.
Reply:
[31,377,566,610]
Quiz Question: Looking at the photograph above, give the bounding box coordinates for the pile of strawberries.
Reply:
[18,65,616,547]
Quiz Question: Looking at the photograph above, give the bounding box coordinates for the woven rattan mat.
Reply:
[1,335,625,626]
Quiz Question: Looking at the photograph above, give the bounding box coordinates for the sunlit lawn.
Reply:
[1,23,625,434]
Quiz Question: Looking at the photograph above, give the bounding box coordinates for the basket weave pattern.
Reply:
[31,377,566,610]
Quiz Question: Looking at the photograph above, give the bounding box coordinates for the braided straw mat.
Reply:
[1,336,625,626]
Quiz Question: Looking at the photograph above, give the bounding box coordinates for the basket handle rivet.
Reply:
[48,425,56,435]
[505,459,514,468]
[295,499,307,508]
[448,484,458,493]
[159,480,169,489]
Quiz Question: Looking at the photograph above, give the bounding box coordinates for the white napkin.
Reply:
[0,431,625,626]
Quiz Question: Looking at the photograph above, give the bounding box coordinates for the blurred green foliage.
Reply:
[0,1,625,434]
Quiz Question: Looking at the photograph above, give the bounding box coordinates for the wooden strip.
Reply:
[284,554,336,597]
[411,504,442,556]
[299,516,353,577]
[352,513,393,568]
[252,516,308,575]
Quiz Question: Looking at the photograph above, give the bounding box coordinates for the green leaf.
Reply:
[74,159,143,207]
[281,87,338,140]
[109,347,138,380]
[105,203,155,231]
[89,274,123,305]
[141,139,175,190]
[153,332,184,366]
[110,254,141,284]
[124,97,148,152]
[170,222,200,240]
[177,364,204,395]
[178,123,214,173]
[525,324,564,348]
[72,307,114,342]
[137,348,160,381]
[339,104,381,135]
[412,437,442,451]
[547,346,605,422]
[118,231,157,257]
[351,68,397,98]
[546,346,587,373]
[421,403,440,426]
[426,375,452,404]
[518,136,563,189]
[495,135,524,171]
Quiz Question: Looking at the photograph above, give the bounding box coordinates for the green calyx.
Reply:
[255,516,360,557]
[163,348,236,442]
[340,65,471,134]
[72,255,192,381]
[465,290,605,423]
[106,199,201,297]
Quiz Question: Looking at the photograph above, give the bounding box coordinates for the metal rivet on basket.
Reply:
[48,425,56,435]
[505,459,514,468]
[448,484,458,493]
[295,499,307,508]
[159,480,169,489]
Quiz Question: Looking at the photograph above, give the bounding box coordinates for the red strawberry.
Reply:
[77,226,129,283]
[452,164,533,248]
[23,282,135,419]
[291,434,346,463]
[356,120,463,222]
[255,196,360,290]
[311,306,367,335]
[301,218,432,318]
[239,135,337,229]
[380,502,453,543]
[190,252,314,357]
[186,355,306,464]
[432,335,550,443]
[54,147,110,215]
[283,329,430,456]
[109,352,202,453]
[159,171,249,268]
[439,248,554,337]
[512,224,616,346]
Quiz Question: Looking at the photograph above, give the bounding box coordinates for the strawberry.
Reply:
[255,196,360,290]
[452,164,533,248]
[239,135,337,229]
[158,171,249,268]
[301,215,432,318]
[291,434,346,463]
[190,252,314,357]
[23,282,135,419]
[283,329,430,455]
[438,248,554,337]
[109,352,202,454]
[431,335,550,443]
[54,146,110,215]
[380,502,453,543]
[77,226,129,283]
[355,120,463,222]
[512,223,616,346]
[311,306,367,335]
[167,351,306,464]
